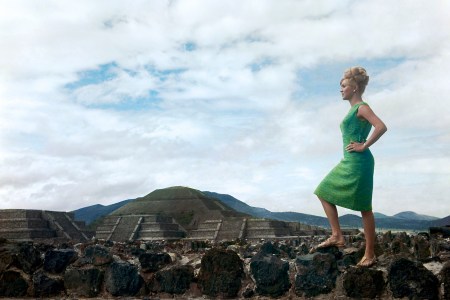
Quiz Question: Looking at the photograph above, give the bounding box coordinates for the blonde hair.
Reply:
[341,66,369,94]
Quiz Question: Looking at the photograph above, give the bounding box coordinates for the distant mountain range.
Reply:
[72,189,449,231]
[202,192,447,231]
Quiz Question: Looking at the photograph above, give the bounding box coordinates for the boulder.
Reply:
[441,261,450,300]
[250,252,290,297]
[391,238,411,256]
[64,267,104,297]
[0,270,28,297]
[413,234,431,260]
[259,241,281,256]
[152,265,194,294]
[388,257,439,300]
[197,248,244,298]
[105,261,143,296]
[342,267,385,298]
[139,252,172,273]
[32,271,64,297]
[44,248,78,273]
[315,245,343,260]
[295,252,338,297]
[0,241,42,274]
[82,244,113,266]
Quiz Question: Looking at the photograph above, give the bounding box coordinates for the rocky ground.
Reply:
[0,231,449,299]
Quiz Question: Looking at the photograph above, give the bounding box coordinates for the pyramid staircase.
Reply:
[95,214,186,242]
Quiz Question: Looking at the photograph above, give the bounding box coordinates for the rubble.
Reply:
[0,232,448,299]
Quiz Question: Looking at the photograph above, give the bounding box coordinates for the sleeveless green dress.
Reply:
[314,102,374,211]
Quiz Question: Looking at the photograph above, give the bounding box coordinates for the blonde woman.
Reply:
[314,67,387,267]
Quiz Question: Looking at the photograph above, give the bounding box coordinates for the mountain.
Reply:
[72,188,449,231]
[203,191,448,231]
[72,199,132,225]
[373,212,389,218]
[393,211,439,221]
[203,191,329,226]
[429,215,450,227]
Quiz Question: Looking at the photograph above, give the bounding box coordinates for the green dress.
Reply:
[314,102,374,211]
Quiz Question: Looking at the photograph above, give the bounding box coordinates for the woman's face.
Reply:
[340,79,354,100]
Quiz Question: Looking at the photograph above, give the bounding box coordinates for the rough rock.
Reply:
[441,261,450,300]
[105,260,143,296]
[43,248,78,273]
[250,251,290,297]
[32,271,64,297]
[152,265,194,294]
[139,252,172,273]
[64,267,104,297]
[295,252,338,297]
[197,248,244,298]
[342,266,385,298]
[82,244,113,266]
[388,257,439,300]
[259,241,281,256]
[413,234,431,260]
[391,237,412,256]
[0,270,28,297]
[316,245,343,260]
[0,242,42,274]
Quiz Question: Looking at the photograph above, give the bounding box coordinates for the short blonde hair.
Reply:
[340,67,369,94]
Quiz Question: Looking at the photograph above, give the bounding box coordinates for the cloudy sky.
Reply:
[1,0,449,218]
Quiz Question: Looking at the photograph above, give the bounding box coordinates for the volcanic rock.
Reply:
[295,252,338,297]
[105,261,143,296]
[0,270,28,297]
[342,266,385,298]
[43,248,78,273]
[139,252,172,273]
[388,257,439,299]
[197,248,244,297]
[64,267,104,297]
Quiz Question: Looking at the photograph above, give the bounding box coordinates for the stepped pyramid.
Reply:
[0,209,92,242]
[95,186,327,242]
[95,186,248,242]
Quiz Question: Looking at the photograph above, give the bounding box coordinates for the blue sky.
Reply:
[0,0,449,218]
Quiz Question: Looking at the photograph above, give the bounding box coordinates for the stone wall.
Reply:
[0,231,449,299]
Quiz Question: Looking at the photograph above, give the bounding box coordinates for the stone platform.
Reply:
[95,214,186,242]
[186,218,327,242]
[0,209,93,242]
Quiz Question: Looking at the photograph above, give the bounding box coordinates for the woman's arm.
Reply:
[346,105,387,152]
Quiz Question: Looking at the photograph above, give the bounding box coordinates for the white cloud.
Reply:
[0,0,449,218]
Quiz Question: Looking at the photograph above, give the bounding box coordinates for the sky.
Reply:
[0,0,449,218]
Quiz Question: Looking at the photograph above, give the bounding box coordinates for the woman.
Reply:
[313,67,387,267]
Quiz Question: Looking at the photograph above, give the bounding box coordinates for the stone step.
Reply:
[140,223,180,231]
[189,230,216,239]
[0,209,42,219]
[137,230,185,239]
[216,230,240,241]
[0,228,56,239]
[246,228,290,236]
[197,223,220,230]
[0,218,49,228]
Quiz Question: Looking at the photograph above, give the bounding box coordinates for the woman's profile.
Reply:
[313,67,387,267]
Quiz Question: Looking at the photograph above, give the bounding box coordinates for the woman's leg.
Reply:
[319,197,344,242]
[360,210,376,259]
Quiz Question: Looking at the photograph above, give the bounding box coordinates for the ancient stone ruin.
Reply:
[94,186,327,242]
[0,209,92,243]
[0,231,449,299]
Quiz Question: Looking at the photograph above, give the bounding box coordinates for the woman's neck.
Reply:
[349,95,364,106]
